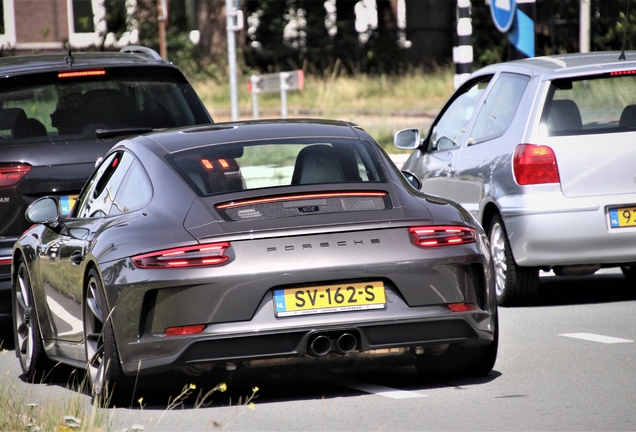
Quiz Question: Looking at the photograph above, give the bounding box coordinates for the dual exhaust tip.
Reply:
[308,332,358,357]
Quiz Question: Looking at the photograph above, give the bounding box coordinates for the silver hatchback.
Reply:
[395,51,636,305]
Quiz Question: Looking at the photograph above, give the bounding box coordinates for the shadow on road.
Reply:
[526,272,636,307]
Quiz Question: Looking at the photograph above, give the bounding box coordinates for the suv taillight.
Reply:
[0,163,31,188]
[513,144,560,185]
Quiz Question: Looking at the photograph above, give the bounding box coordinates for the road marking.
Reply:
[314,373,427,399]
[46,295,83,337]
[559,333,634,344]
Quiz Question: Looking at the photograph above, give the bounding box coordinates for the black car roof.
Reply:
[0,51,171,76]
[139,119,366,154]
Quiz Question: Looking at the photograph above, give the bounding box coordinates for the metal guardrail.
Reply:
[248,70,304,119]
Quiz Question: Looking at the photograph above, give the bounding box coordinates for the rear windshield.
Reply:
[168,138,386,196]
[543,73,636,136]
[0,66,210,142]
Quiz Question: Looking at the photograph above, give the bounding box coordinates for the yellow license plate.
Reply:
[273,281,386,317]
[609,206,636,228]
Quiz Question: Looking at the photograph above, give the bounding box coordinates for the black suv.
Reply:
[0,46,213,337]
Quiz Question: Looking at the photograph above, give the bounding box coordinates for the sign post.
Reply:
[248,71,304,119]
[489,0,534,59]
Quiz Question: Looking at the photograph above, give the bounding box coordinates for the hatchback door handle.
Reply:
[70,251,83,266]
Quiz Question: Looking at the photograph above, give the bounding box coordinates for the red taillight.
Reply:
[513,144,560,185]
[163,324,206,337]
[448,302,477,312]
[132,242,230,268]
[409,226,477,247]
[0,258,11,266]
[0,163,31,188]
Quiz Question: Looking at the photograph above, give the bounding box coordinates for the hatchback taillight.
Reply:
[409,226,477,247]
[0,163,31,188]
[132,242,230,268]
[513,144,560,185]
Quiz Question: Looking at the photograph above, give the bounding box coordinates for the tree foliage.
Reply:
[119,0,636,78]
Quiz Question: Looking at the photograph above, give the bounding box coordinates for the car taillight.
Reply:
[132,242,230,268]
[0,163,31,188]
[513,144,560,185]
[0,257,11,266]
[409,226,477,247]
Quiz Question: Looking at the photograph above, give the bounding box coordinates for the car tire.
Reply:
[488,215,539,306]
[415,311,498,378]
[12,257,55,382]
[84,267,133,407]
[620,263,636,282]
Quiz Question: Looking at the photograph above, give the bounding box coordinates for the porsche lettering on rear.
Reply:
[266,238,380,252]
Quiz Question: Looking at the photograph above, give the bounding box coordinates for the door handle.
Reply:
[443,165,455,176]
[70,251,83,266]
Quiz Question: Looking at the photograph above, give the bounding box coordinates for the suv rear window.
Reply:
[168,138,386,196]
[543,73,636,136]
[0,67,210,142]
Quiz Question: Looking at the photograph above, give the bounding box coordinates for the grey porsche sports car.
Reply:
[12,119,497,406]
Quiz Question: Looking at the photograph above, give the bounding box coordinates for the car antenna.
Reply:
[619,0,630,60]
[65,50,75,68]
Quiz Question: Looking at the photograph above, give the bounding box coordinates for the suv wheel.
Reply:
[488,215,539,305]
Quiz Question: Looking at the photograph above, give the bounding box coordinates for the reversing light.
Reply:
[0,163,31,188]
[409,226,477,247]
[163,324,206,337]
[132,242,230,268]
[58,69,106,78]
[513,144,560,185]
[448,302,477,312]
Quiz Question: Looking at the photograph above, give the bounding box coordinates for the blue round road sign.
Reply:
[490,0,516,33]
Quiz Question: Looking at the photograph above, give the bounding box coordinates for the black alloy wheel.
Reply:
[13,257,54,381]
[415,310,499,378]
[83,267,132,407]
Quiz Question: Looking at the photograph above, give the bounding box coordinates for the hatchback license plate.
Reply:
[609,207,636,228]
[273,281,386,317]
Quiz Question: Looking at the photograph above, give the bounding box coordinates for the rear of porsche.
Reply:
[103,128,497,376]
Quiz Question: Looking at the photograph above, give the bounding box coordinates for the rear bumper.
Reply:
[118,314,494,376]
[500,192,636,267]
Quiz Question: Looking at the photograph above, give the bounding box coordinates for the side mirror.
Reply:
[401,171,422,190]
[394,128,421,150]
[26,197,60,225]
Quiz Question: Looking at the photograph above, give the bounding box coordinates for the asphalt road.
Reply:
[1,269,635,431]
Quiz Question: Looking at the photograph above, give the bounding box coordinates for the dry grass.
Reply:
[192,68,453,149]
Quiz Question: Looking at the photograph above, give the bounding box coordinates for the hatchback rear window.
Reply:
[543,72,636,136]
[168,138,386,196]
[0,67,210,142]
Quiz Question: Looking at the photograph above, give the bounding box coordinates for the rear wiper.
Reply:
[94,127,154,139]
